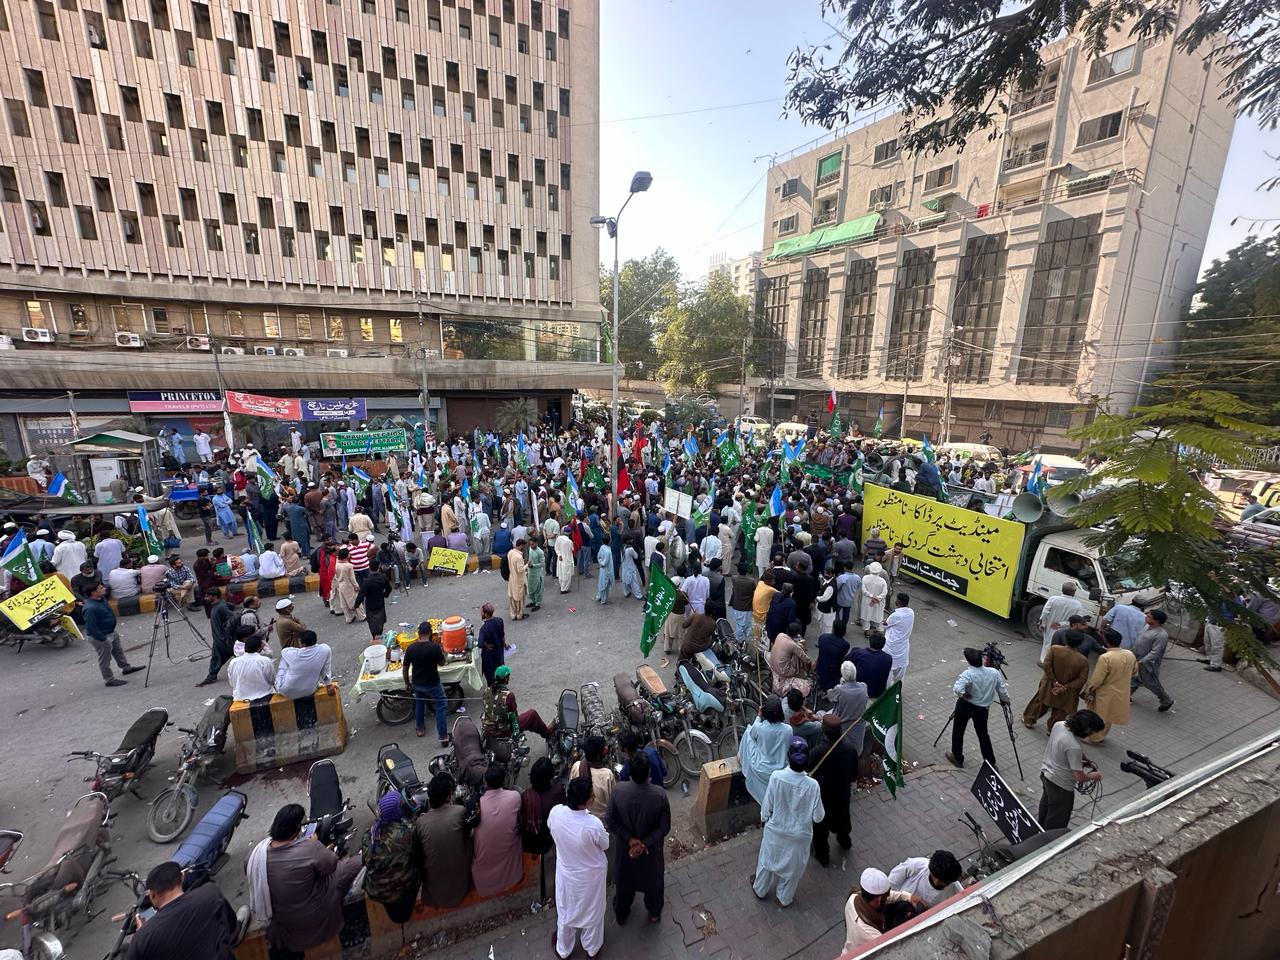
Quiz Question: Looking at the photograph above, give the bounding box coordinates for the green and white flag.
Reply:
[740,502,760,553]
[254,457,278,500]
[829,410,843,439]
[716,433,740,472]
[585,465,605,490]
[850,461,864,495]
[639,560,678,657]
[0,530,41,584]
[136,507,164,559]
[864,681,905,798]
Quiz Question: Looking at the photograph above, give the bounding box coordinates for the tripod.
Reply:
[932,652,1024,780]
[143,588,211,689]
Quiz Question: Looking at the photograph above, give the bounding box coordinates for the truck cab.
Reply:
[1021,529,1159,635]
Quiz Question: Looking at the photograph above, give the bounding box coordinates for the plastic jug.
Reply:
[362,644,387,675]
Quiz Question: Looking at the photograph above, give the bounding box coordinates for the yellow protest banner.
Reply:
[426,547,468,577]
[862,484,1027,618]
[0,576,76,630]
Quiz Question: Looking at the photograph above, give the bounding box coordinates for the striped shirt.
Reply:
[348,542,371,571]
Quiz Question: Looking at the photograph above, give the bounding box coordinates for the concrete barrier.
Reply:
[108,573,320,618]
[693,756,760,842]
[234,852,544,959]
[229,686,348,774]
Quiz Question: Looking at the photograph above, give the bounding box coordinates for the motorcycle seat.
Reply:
[118,708,169,752]
[30,796,106,894]
[636,665,667,698]
[174,791,246,870]
[379,746,421,790]
[307,760,342,820]
[556,689,580,732]
[679,664,726,713]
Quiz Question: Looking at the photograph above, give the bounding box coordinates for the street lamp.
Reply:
[592,170,652,489]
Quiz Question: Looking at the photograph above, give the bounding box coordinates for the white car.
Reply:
[736,415,770,433]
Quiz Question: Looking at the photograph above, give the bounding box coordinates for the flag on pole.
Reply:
[517,432,529,471]
[618,463,632,495]
[662,450,671,481]
[136,506,164,557]
[254,457,279,500]
[350,466,372,498]
[1027,457,1044,497]
[585,464,605,490]
[1015,450,1033,465]
[921,435,936,463]
[692,478,716,530]
[639,561,678,657]
[246,512,265,553]
[769,484,785,518]
[565,468,581,507]
[757,457,773,488]
[829,410,843,439]
[47,472,85,504]
[863,681,905,797]
[0,530,41,584]
[740,501,760,551]
[873,404,884,439]
[461,477,471,502]
[682,435,699,460]
[826,388,837,414]
[716,432,740,471]
[850,461,865,495]
[341,452,348,476]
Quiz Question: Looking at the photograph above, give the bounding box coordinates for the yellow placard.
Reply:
[0,576,76,630]
[426,547,468,577]
[862,484,1027,618]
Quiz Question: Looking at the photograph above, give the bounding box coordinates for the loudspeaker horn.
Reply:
[1011,492,1045,523]
[1046,489,1082,517]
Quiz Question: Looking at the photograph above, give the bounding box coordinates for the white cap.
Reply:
[147,554,160,564]
[36,528,49,535]
[365,534,376,542]
[57,530,75,541]
[867,562,883,575]
[840,661,857,683]
[275,598,293,611]
[860,868,890,896]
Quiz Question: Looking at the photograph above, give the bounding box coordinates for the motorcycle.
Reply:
[375,682,466,726]
[68,707,169,803]
[146,697,233,843]
[675,648,757,758]
[428,716,492,803]
[307,759,354,856]
[613,673,681,788]
[547,687,584,775]
[106,791,250,959]
[633,666,714,780]
[0,829,22,873]
[0,793,136,960]
[375,742,432,818]
[0,606,76,654]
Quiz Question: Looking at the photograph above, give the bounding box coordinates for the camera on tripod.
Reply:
[1120,750,1173,789]
[981,642,1007,669]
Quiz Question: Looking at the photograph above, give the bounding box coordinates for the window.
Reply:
[359,317,374,342]
[1088,44,1137,84]
[312,30,328,64]
[873,139,900,164]
[401,80,415,110]
[6,100,30,138]
[120,211,141,243]
[0,167,19,203]
[233,137,248,167]
[85,10,107,47]
[73,78,96,116]
[57,108,78,144]
[307,148,322,177]
[76,205,98,240]
[190,128,208,161]
[131,18,152,57]
[226,310,244,337]
[780,177,799,199]
[295,314,313,338]
[219,192,237,224]
[263,312,281,337]
[816,152,841,186]
[103,114,124,149]
[164,93,183,129]
[272,145,286,173]
[776,214,798,235]
[326,315,344,341]
[407,165,420,192]
[441,245,454,271]
[1017,215,1102,385]
[258,198,275,229]
[315,231,331,260]
[1011,60,1060,115]
[284,114,301,147]
[334,65,349,97]
[350,235,364,263]
[150,307,170,334]
[813,195,837,225]
[69,303,91,334]
[176,30,195,65]
[376,163,390,188]
[25,70,48,108]
[412,242,425,269]
[36,0,58,39]
[25,300,53,329]
[433,97,445,116]
[868,183,894,208]
[368,72,383,104]
[836,258,877,379]
[924,164,955,192]
[381,238,395,266]
[93,177,114,212]
[178,188,197,220]
[952,233,1008,382]
[205,219,223,251]
[886,247,936,380]
[163,215,182,247]
[798,267,830,377]
[389,318,403,343]
[279,227,295,256]
[1077,112,1123,147]
[120,85,141,122]
[137,182,157,216]
[192,1,211,39]
[112,305,143,334]
[259,49,276,83]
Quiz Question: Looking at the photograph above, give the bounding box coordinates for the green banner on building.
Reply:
[319,428,408,458]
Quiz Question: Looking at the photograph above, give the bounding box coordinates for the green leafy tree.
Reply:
[785,1,1278,156]
[600,249,681,380]
[655,273,752,393]
[1060,389,1279,679]
[1159,236,1280,421]
[493,398,539,436]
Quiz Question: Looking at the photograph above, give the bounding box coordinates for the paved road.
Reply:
[1,524,1276,959]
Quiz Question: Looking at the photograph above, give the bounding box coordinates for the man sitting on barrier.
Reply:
[483,665,554,746]
[275,630,335,727]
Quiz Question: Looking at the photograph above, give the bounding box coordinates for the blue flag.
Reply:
[461,477,471,502]
[473,448,482,475]
[48,472,67,497]
[1028,457,1044,496]
[683,436,699,458]
[137,506,163,555]
[518,433,527,454]
[565,468,580,504]
[364,435,374,456]
[662,450,671,478]
[342,452,348,475]
[769,484,785,518]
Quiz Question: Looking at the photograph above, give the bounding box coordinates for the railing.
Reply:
[1001,142,1049,171]
[769,103,898,166]
[1009,88,1057,116]
[813,209,837,226]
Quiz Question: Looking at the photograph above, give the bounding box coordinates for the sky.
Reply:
[596,0,1278,284]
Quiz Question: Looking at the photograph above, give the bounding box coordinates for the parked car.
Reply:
[773,422,808,443]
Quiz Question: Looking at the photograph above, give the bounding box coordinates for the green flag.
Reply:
[716,435,740,472]
[255,458,277,500]
[863,681,905,797]
[585,465,605,490]
[873,404,884,439]
[0,531,41,585]
[246,513,265,553]
[757,458,772,488]
[829,410,843,439]
[740,502,760,553]
[850,461,864,495]
[640,560,678,657]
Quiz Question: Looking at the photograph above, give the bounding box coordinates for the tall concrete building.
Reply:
[0,0,604,457]
[754,11,1234,452]
[708,250,761,300]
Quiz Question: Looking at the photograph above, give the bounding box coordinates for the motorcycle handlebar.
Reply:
[177,727,198,735]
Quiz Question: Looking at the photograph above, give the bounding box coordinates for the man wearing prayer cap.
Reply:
[842,867,918,952]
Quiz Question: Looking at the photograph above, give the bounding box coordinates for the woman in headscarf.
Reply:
[751,737,824,907]
[361,792,420,923]
[737,696,792,805]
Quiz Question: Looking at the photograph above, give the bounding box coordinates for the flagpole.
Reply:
[210,337,236,451]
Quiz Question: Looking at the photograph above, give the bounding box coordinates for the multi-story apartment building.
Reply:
[0,0,604,458]
[708,250,761,300]
[754,11,1234,452]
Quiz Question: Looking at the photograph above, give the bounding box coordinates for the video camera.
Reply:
[981,642,1007,670]
[1120,750,1174,790]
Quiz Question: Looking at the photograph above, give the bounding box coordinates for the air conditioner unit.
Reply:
[115,332,144,348]
[220,346,245,355]
[325,348,349,358]
[254,346,277,356]
[185,335,211,350]
[282,347,306,357]
[21,327,54,343]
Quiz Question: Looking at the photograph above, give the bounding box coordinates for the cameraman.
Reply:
[126,860,238,960]
[944,647,1009,770]
[1037,710,1104,829]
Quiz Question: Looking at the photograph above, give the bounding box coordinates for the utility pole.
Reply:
[66,390,80,439]
[738,330,748,419]
[900,341,913,438]
[940,328,961,444]
[209,336,236,450]
[416,300,430,450]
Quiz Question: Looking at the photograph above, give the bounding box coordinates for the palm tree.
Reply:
[494,398,539,435]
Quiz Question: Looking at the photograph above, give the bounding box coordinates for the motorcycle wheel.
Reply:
[656,742,682,789]
[675,729,715,780]
[147,787,195,843]
[28,930,65,960]
[376,693,414,726]
[49,630,71,649]
[715,724,743,758]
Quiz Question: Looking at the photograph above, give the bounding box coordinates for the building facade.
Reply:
[0,0,605,457]
[708,250,761,300]
[754,12,1234,452]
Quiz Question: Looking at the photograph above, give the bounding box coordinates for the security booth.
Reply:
[57,430,163,504]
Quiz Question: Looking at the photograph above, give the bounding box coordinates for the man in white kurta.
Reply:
[1039,582,1084,664]
[752,739,825,907]
[548,782,609,959]
[754,524,774,577]
[860,562,889,632]
[555,532,576,593]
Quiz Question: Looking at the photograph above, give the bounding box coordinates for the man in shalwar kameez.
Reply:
[752,737,824,906]
[548,778,609,959]
[554,530,576,593]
